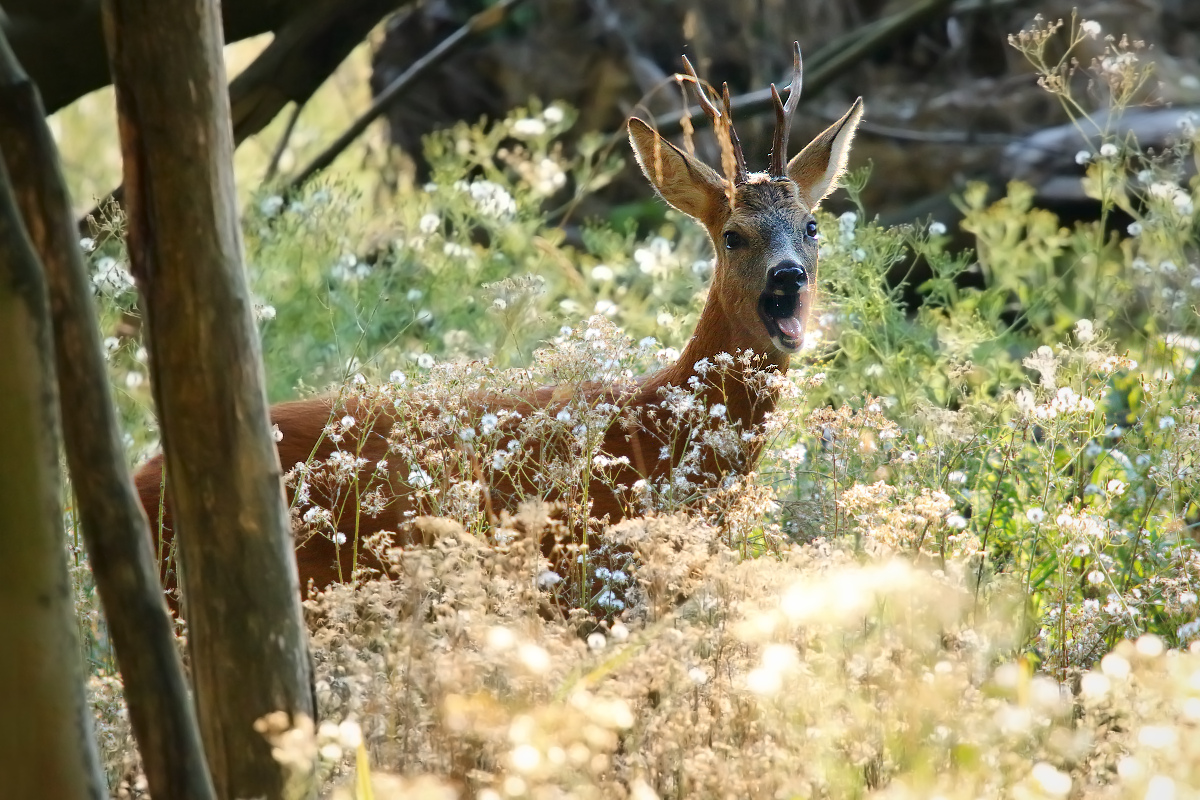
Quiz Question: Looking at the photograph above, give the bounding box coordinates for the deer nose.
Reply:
[766,262,807,294]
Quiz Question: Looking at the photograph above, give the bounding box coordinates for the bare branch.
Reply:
[79,0,407,235]
[286,0,527,192]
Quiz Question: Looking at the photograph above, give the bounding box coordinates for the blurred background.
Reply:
[16,0,1200,228]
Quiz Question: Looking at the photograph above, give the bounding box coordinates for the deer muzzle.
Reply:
[759,262,810,352]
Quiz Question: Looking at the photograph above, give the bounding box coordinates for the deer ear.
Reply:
[787,98,864,209]
[628,117,728,225]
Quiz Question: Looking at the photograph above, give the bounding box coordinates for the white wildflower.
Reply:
[418,213,440,234]
[93,257,136,294]
[260,195,284,217]
[1074,318,1095,342]
[1030,762,1071,796]
[458,179,517,219]
[781,444,807,465]
[511,117,547,138]
[406,468,433,489]
[838,210,857,240]
[595,589,625,611]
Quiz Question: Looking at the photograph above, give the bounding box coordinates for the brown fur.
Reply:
[135,76,863,607]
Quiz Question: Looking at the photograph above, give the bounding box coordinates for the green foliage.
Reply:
[85,78,1199,665]
[74,15,1200,796]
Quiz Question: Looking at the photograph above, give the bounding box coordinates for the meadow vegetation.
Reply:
[67,16,1198,799]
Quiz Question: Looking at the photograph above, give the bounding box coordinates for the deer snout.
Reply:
[766,261,807,295]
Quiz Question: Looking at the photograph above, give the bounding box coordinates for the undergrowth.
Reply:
[67,15,1200,799]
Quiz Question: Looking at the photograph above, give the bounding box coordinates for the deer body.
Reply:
[135,47,863,601]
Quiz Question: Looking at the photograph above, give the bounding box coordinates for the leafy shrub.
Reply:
[73,15,1200,798]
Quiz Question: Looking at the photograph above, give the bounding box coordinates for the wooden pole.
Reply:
[0,104,106,800]
[101,0,315,797]
[0,31,217,800]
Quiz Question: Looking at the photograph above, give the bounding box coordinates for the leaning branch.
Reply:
[286,0,527,191]
[0,40,108,800]
[79,0,409,234]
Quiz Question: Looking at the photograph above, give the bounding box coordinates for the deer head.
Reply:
[627,45,863,361]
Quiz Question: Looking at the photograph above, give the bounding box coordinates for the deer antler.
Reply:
[721,82,747,183]
[680,55,748,184]
[769,41,804,178]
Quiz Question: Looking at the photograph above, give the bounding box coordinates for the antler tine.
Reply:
[770,41,804,177]
[722,81,748,183]
[785,41,804,116]
[769,84,787,176]
[679,55,722,127]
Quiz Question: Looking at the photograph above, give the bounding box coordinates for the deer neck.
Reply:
[647,290,790,432]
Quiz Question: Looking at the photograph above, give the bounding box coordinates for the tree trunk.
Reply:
[0,31,217,800]
[0,112,106,800]
[102,1,315,798]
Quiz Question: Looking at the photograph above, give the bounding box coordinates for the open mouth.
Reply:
[758,265,808,353]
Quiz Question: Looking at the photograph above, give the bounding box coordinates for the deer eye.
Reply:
[723,231,748,250]
[805,220,819,239]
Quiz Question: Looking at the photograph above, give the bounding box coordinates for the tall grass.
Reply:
[65,15,1199,798]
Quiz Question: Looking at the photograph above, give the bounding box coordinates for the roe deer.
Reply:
[135,44,863,603]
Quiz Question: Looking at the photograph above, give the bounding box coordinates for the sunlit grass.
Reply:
[56,14,1200,798]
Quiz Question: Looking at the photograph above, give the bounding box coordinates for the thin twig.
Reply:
[974,423,1027,603]
[264,101,304,181]
[287,0,528,192]
[850,116,1016,146]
